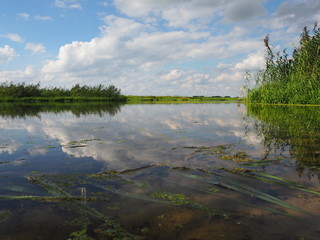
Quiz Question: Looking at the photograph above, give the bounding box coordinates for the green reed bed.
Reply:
[0,82,126,102]
[247,23,320,104]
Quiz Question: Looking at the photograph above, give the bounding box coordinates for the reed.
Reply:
[0,82,125,102]
[247,23,320,104]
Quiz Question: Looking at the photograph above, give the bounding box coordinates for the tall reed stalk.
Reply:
[247,23,320,104]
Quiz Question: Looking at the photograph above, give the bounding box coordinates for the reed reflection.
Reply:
[246,104,320,178]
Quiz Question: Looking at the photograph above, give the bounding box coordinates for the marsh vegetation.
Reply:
[247,24,320,104]
[0,82,241,104]
[0,82,125,102]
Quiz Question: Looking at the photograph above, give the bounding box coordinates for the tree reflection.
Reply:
[246,104,320,176]
[0,102,124,118]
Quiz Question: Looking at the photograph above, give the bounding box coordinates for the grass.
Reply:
[126,95,241,103]
[247,23,320,104]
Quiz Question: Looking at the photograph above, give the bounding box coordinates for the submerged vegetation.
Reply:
[247,23,320,104]
[2,153,320,239]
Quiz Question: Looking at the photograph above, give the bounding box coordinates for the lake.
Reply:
[0,102,319,240]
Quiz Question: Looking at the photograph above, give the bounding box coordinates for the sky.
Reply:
[0,0,319,97]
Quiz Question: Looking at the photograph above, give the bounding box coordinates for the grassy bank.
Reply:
[0,95,240,103]
[247,24,320,104]
[126,95,241,103]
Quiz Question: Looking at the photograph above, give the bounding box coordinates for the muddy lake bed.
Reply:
[0,102,319,240]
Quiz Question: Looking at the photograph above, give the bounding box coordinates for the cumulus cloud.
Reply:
[39,14,261,96]
[0,66,38,84]
[235,50,265,71]
[4,0,315,97]
[25,43,46,54]
[0,45,17,63]
[41,15,210,80]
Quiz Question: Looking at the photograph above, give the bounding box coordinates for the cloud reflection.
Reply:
[0,104,265,170]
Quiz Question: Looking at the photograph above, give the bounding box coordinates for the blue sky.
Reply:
[0,0,319,96]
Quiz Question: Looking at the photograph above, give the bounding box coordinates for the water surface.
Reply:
[0,103,319,239]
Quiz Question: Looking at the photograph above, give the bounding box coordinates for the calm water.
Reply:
[0,103,319,240]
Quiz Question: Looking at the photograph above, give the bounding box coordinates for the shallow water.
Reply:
[0,103,319,239]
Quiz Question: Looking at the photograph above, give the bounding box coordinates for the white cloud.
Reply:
[55,0,82,9]
[0,66,37,84]
[235,50,265,71]
[37,15,265,96]
[17,13,53,21]
[113,0,221,30]
[4,0,316,97]
[2,34,24,43]
[34,15,53,21]
[25,43,46,54]
[0,45,17,63]
[18,13,30,20]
